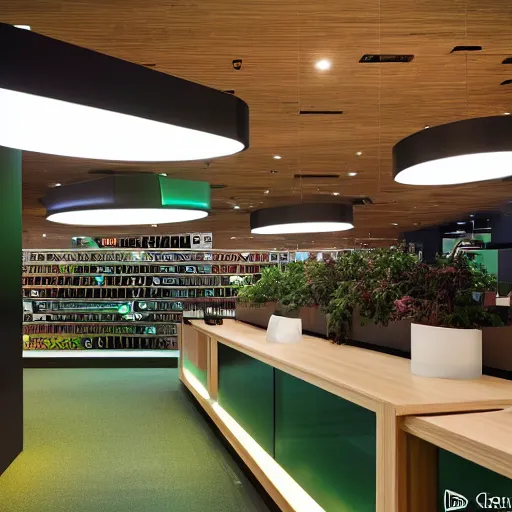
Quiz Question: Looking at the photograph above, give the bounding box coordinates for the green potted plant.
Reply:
[320,247,418,347]
[236,263,314,340]
[236,265,282,328]
[392,255,503,379]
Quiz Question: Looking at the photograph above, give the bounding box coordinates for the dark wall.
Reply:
[491,214,512,284]
[0,146,23,475]
[403,226,442,263]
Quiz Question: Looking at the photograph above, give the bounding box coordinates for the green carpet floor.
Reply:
[0,368,271,512]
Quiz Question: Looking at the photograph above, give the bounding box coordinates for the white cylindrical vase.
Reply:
[411,323,482,379]
[266,314,302,344]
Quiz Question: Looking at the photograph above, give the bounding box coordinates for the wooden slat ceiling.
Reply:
[3,0,512,250]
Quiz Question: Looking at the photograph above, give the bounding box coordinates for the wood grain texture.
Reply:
[190,320,512,414]
[207,336,218,401]
[396,428,438,512]
[2,0,511,249]
[376,404,398,512]
[403,410,512,479]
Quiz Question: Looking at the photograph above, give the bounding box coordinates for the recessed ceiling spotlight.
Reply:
[457,221,466,225]
[54,183,61,187]
[424,125,430,129]
[504,112,511,116]
[234,205,240,209]
[151,224,158,227]
[355,151,362,156]
[159,173,167,176]
[470,214,475,218]
[315,59,332,71]
[42,233,47,237]
[230,236,236,239]
[347,172,358,177]
[391,222,399,226]
[263,189,270,194]
[332,192,340,196]
[273,155,281,160]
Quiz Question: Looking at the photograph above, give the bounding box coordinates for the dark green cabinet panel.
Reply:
[275,370,376,512]
[438,448,512,511]
[183,355,207,389]
[217,343,275,456]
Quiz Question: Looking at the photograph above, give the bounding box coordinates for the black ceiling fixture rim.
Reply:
[0,23,249,151]
[42,175,211,218]
[250,203,354,232]
[393,116,512,181]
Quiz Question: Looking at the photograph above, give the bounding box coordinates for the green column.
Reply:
[0,146,23,475]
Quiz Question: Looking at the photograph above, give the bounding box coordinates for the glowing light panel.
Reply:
[252,221,354,235]
[47,208,208,226]
[0,88,244,161]
[394,151,512,185]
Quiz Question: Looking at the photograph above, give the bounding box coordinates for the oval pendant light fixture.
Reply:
[250,203,354,234]
[43,175,210,226]
[393,116,512,186]
[0,23,249,161]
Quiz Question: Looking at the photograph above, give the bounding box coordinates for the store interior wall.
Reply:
[0,146,23,475]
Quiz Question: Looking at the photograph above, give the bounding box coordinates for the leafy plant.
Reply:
[392,254,502,329]
[313,246,418,342]
[237,262,313,316]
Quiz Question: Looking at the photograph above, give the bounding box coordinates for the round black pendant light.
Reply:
[0,24,249,161]
[42,175,210,226]
[250,203,354,234]
[393,116,512,186]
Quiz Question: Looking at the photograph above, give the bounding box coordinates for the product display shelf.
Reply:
[22,249,284,367]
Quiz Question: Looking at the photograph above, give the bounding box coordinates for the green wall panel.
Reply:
[217,343,274,456]
[438,448,512,511]
[183,355,207,389]
[0,147,22,476]
[275,370,376,512]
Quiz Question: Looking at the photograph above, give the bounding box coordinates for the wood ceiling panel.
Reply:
[3,0,512,249]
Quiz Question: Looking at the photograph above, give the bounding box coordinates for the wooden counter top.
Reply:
[403,410,512,478]
[189,319,512,415]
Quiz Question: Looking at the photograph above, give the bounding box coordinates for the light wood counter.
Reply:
[189,319,512,416]
[403,409,512,479]
[183,319,512,512]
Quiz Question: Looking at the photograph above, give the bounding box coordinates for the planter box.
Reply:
[299,307,329,337]
[351,310,411,353]
[482,326,512,372]
[235,303,329,337]
[235,302,275,329]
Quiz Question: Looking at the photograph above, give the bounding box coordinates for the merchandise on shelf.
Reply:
[22,249,286,352]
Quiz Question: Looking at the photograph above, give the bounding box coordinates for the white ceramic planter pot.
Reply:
[411,323,482,379]
[266,315,302,344]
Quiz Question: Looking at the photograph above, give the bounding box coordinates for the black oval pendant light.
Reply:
[0,24,249,161]
[393,116,512,186]
[250,203,354,234]
[42,175,210,226]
